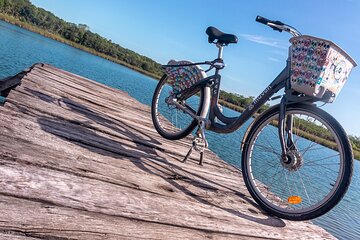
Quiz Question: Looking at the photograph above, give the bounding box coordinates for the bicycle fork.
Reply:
[278,96,302,169]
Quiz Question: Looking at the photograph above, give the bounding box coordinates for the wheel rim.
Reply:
[246,109,345,214]
[154,77,202,136]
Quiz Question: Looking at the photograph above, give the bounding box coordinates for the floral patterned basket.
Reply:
[290,35,357,102]
[164,60,207,95]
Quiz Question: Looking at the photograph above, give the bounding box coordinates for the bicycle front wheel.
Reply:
[151,74,204,140]
[242,103,353,220]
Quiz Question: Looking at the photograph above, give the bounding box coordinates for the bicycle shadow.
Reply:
[31,94,286,228]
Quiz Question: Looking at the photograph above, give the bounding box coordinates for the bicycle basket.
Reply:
[290,35,357,102]
[164,60,207,94]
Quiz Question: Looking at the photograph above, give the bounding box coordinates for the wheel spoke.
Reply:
[243,106,350,220]
[295,167,311,204]
[152,76,203,138]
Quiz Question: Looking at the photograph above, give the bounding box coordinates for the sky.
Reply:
[31,0,360,136]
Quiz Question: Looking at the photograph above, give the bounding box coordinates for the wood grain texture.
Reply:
[0,63,334,239]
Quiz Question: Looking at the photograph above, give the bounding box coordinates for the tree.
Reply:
[2,0,15,14]
[0,0,4,11]
[78,23,89,31]
[349,135,360,151]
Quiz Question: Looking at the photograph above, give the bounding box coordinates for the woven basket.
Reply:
[290,35,356,102]
[164,60,207,94]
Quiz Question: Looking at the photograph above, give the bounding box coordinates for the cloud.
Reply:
[268,57,281,62]
[239,34,289,49]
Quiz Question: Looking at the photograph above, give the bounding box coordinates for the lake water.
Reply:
[1,21,359,239]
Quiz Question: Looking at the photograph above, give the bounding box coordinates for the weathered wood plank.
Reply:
[0,195,268,240]
[5,83,229,170]
[0,162,331,239]
[0,233,40,240]
[0,75,23,96]
[0,108,251,202]
[0,65,35,95]
[0,63,335,239]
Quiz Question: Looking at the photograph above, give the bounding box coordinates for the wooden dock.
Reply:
[0,63,334,239]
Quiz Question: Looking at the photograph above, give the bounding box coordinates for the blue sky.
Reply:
[31,0,360,136]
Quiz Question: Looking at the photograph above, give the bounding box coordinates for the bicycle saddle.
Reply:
[206,26,238,45]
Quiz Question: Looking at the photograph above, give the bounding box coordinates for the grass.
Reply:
[218,99,247,114]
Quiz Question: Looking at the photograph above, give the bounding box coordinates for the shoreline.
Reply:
[0,14,162,80]
[1,14,359,160]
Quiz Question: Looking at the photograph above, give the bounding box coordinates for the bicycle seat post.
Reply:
[216,43,224,59]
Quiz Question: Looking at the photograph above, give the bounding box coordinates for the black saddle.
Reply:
[206,26,238,45]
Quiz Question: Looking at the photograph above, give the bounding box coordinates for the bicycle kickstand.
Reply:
[182,121,208,165]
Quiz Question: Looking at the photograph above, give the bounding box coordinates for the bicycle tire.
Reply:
[151,74,205,140]
[241,103,353,221]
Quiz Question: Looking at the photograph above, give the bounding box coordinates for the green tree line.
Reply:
[0,0,163,76]
[219,90,269,114]
[349,135,360,152]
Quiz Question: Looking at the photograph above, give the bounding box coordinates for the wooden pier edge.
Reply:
[0,63,334,239]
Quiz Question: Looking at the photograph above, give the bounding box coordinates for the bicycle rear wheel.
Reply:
[151,74,204,140]
[241,103,353,220]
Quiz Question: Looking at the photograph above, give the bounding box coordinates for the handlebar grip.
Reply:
[256,15,271,25]
[256,15,285,32]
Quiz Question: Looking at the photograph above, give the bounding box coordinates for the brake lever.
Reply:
[268,22,283,32]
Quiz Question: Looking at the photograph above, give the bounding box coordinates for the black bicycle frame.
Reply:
[210,66,290,133]
[165,55,325,156]
[173,59,290,134]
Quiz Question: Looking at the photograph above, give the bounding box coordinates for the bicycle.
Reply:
[151,16,356,221]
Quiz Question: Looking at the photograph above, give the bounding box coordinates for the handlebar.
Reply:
[256,16,285,32]
[256,15,301,37]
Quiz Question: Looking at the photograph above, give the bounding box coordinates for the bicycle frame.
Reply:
[209,65,289,134]
[172,57,291,134]
[166,48,321,156]
[162,21,311,139]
